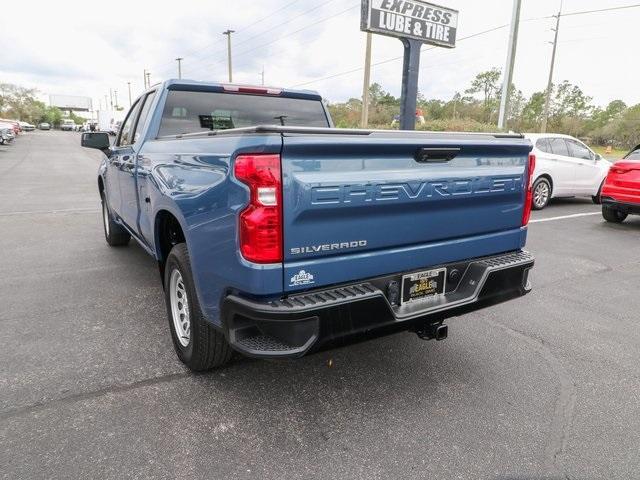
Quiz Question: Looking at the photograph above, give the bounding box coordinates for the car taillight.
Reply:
[611,166,631,175]
[522,153,536,226]
[234,154,282,263]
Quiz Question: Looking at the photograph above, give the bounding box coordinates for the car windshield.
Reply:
[158,90,329,137]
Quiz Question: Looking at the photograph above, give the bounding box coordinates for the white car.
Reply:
[525,133,611,210]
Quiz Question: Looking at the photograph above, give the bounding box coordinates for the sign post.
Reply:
[361,0,459,130]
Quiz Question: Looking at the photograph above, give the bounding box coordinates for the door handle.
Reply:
[415,147,461,163]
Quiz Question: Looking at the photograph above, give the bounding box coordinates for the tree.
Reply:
[465,68,502,122]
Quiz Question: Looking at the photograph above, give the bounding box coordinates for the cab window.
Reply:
[117,100,142,147]
[133,91,157,144]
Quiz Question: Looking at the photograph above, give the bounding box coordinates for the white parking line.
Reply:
[530,212,601,224]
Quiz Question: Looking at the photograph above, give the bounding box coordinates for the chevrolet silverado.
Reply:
[81,80,535,371]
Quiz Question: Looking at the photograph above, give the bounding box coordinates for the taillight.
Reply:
[234,154,282,263]
[611,166,631,175]
[223,85,282,95]
[522,153,536,226]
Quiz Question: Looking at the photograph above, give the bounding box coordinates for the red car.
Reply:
[601,145,640,223]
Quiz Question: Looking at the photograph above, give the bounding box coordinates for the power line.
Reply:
[187,3,359,77]
[289,2,640,90]
[232,0,344,51]
[560,2,640,17]
[290,24,510,88]
[236,0,305,33]
[159,0,347,78]
[153,0,311,75]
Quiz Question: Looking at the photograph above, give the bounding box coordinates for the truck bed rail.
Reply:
[156,125,524,141]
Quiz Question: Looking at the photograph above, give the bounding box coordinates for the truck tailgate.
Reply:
[281,133,532,292]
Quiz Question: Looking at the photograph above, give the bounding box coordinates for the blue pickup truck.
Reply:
[81,80,535,371]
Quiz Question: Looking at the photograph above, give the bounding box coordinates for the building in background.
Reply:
[49,94,93,113]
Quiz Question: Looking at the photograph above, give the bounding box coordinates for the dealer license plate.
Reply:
[401,268,447,305]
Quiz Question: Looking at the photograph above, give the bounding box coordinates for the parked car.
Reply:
[61,120,76,131]
[38,122,51,130]
[19,121,35,131]
[108,120,122,136]
[81,80,536,371]
[524,133,611,210]
[0,122,15,144]
[601,145,640,223]
[1,119,21,135]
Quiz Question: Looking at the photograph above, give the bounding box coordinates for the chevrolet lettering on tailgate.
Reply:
[310,176,523,205]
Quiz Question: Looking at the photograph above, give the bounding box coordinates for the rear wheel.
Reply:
[602,206,627,223]
[532,177,551,210]
[101,193,130,246]
[164,243,232,371]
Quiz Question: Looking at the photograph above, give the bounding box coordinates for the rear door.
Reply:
[281,133,532,292]
[547,137,577,195]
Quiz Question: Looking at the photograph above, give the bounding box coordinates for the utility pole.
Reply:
[176,57,183,79]
[360,32,373,129]
[146,71,151,88]
[541,1,562,133]
[223,29,235,83]
[109,89,113,109]
[498,0,522,130]
[114,90,118,109]
[143,69,148,89]
[127,82,132,106]
[261,66,265,86]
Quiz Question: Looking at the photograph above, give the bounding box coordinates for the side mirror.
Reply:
[81,132,110,152]
[595,153,604,162]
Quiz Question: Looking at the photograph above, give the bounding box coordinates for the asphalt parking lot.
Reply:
[2,131,640,480]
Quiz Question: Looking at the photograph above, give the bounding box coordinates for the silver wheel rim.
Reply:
[169,269,191,347]
[102,201,110,236]
[534,182,549,208]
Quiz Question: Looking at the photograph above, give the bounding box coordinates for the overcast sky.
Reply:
[1,0,638,110]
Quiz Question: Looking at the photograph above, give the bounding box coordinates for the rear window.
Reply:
[158,90,329,136]
[625,149,640,160]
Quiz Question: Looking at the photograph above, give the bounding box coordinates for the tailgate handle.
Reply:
[415,148,460,163]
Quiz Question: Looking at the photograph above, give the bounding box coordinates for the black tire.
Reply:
[532,177,552,210]
[164,243,232,371]
[101,193,130,246]
[592,181,604,204]
[602,205,627,223]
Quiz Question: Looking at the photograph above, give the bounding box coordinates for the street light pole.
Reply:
[541,1,562,133]
[146,72,151,89]
[497,0,522,130]
[361,32,373,129]
[109,89,113,109]
[114,90,118,109]
[143,69,148,89]
[223,29,235,83]
[176,57,183,79]
[127,82,132,106]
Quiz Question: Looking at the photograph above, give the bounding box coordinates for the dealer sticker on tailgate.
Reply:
[401,268,447,304]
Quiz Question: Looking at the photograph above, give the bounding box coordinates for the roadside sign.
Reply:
[361,0,459,49]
